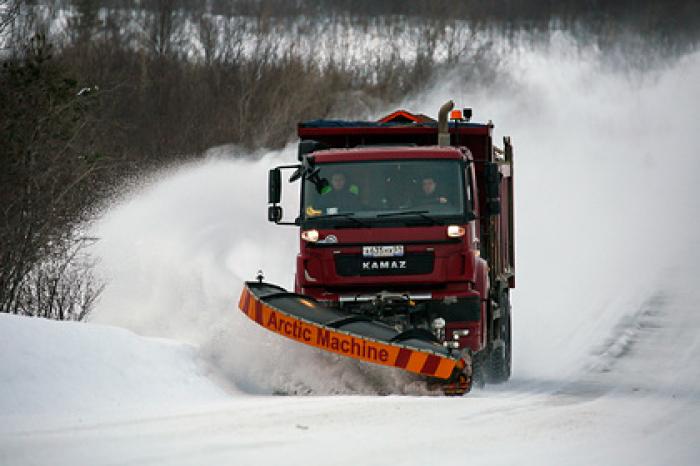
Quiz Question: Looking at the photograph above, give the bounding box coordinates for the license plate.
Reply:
[362,245,404,258]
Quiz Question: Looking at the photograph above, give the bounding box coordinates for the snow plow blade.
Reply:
[238,281,468,382]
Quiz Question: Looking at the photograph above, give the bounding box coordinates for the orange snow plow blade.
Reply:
[238,282,466,380]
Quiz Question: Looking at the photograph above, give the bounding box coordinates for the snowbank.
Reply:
[0,314,228,431]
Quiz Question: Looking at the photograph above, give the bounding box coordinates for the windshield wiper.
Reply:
[376,210,439,225]
[314,212,369,227]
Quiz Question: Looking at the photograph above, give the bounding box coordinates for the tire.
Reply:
[486,288,512,383]
[471,351,486,390]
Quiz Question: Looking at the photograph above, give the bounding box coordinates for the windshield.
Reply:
[302,159,466,225]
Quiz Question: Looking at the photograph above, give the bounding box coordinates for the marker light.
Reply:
[447,225,466,238]
[432,317,446,342]
[449,109,463,120]
[301,229,319,242]
[432,317,446,330]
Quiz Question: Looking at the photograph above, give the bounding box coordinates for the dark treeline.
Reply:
[1,0,698,320]
[72,0,700,38]
[226,0,700,57]
[5,0,695,159]
[86,0,700,48]
[6,1,502,157]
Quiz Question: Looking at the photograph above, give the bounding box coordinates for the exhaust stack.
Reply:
[438,100,455,146]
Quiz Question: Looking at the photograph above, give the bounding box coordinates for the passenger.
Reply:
[417,176,448,205]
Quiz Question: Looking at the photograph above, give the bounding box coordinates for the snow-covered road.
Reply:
[2,264,699,465]
[2,37,699,465]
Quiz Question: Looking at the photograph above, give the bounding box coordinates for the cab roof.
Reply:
[311,145,469,163]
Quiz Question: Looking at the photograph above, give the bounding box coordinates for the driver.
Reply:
[417,176,448,205]
[319,172,360,212]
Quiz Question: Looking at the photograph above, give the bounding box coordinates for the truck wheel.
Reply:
[487,289,512,383]
[472,352,486,389]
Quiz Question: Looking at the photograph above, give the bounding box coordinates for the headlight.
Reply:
[301,229,319,242]
[447,225,466,238]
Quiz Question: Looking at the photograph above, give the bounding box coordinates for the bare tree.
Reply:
[1,34,105,316]
[66,0,101,46]
[142,0,186,58]
[15,235,104,321]
[0,0,20,36]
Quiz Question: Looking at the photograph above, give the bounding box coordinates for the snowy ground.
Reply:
[2,37,700,465]
[2,267,699,465]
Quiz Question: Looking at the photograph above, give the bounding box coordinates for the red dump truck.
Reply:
[238,101,514,394]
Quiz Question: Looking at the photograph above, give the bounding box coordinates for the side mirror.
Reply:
[268,205,282,223]
[485,162,501,216]
[266,164,301,226]
[268,168,281,204]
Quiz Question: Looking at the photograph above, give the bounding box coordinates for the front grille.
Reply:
[335,253,434,276]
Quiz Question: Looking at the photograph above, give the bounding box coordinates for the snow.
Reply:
[2,300,699,465]
[2,36,700,465]
[0,314,229,431]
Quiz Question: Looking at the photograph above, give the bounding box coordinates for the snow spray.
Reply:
[90,34,700,393]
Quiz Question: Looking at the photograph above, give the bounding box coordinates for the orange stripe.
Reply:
[434,358,455,379]
[248,290,254,314]
[405,352,428,373]
[260,302,271,325]
[241,289,251,315]
[238,288,247,312]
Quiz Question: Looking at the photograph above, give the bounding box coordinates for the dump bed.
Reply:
[298,119,493,163]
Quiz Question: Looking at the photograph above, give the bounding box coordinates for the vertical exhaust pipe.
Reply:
[438,100,454,146]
